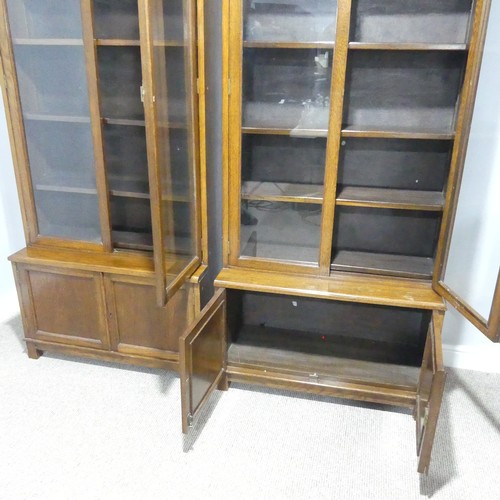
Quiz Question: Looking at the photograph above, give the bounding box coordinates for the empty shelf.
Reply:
[348,42,467,51]
[331,251,434,279]
[244,41,335,49]
[242,181,323,204]
[336,187,444,211]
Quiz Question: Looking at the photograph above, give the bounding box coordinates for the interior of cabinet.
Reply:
[243,0,338,44]
[343,51,467,135]
[226,290,430,389]
[93,0,139,41]
[350,0,474,45]
[242,48,333,132]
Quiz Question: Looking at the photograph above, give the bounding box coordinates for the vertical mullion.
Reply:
[138,0,167,306]
[227,0,243,264]
[318,0,353,275]
[81,0,112,251]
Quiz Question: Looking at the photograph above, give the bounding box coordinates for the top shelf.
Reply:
[13,38,83,46]
[243,41,334,49]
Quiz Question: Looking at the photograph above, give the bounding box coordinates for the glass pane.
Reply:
[241,202,321,262]
[243,48,333,132]
[443,2,500,320]
[244,0,337,43]
[151,0,198,281]
[6,0,101,242]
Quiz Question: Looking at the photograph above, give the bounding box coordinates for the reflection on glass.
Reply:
[151,0,198,279]
[244,0,337,42]
[6,0,101,242]
[243,48,333,132]
[443,0,500,320]
[241,201,322,263]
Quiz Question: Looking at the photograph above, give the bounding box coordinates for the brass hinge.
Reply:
[196,78,200,94]
[140,84,145,103]
[227,240,231,256]
[187,413,194,428]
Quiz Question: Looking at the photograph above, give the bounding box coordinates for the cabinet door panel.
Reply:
[104,275,195,358]
[179,289,226,433]
[140,0,201,305]
[17,266,109,349]
[416,311,446,474]
[435,0,500,342]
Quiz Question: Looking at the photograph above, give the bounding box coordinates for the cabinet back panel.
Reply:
[351,0,473,44]
[343,51,466,130]
[338,138,451,191]
[93,0,139,40]
[6,0,83,39]
[243,48,333,130]
[15,46,90,116]
[242,135,326,185]
[110,197,152,234]
[333,207,440,257]
[26,121,95,189]
[98,47,144,120]
[35,191,101,242]
[228,291,429,366]
[243,0,338,43]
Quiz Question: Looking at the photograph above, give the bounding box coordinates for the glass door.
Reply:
[228,1,338,270]
[141,0,201,304]
[5,0,101,243]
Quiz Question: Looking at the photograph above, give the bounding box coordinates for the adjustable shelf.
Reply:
[96,39,140,47]
[348,42,468,51]
[341,126,455,141]
[24,113,90,124]
[113,231,153,252]
[331,250,434,280]
[103,118,145,127]
[243,41,335,49]
[13,38,83,46]
[336,187,445,211]
[241,181,323,204]
[242,127,328,137]
[36,184,98,196]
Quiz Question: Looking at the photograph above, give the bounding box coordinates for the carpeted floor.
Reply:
[1,313,499,500]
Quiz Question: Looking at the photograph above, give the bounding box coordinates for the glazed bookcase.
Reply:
[179,0,499,475]
[0,0,210,368]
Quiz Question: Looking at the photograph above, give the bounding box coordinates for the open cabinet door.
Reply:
[179,289,227,434]
[434,0,499,342]
[139,0,202,306]
[416,311,446,474]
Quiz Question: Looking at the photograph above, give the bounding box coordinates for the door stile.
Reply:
[81,0,112,251]
[318,0,354,275]
[227,0,244,266]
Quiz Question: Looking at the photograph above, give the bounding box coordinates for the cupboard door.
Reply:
[434,0,500,343]
[416,311,446,474]
[140,0,201,305]
[179,289,226,433]
[15,265,109,350]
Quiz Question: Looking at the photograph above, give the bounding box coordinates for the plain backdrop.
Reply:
[1,5,499,369]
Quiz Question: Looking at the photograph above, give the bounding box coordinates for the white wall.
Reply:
[0,93,24,322]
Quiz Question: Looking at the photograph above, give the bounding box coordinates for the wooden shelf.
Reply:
[331,250,434,280]
[103,118,145,127]
[24,113,90,124]
[244,41,335,49]
[348,42,468,51]
[341,126,455,140]
[110,190,150,200]
[242,127,328,137]
[36,184,97,196]
[113,231,153,252]
[228,326,420,390]
[96,39,140,47]
[241,181,323,204]
[336,187,445,211]
[154,40,185,47]
[13,38,83,46]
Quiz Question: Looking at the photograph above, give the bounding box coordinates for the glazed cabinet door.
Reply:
[416,311,446,474]
[179,289,227,433]
[434,0,500,343]
[0,0,106,247]
[140,0,201,305]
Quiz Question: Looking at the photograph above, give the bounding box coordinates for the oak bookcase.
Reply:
[2,0,499,474]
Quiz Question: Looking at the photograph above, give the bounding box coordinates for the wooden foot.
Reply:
[218,373,230,392]
[26,342,43,360]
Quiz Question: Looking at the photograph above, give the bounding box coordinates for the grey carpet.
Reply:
[1,314,499,499]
